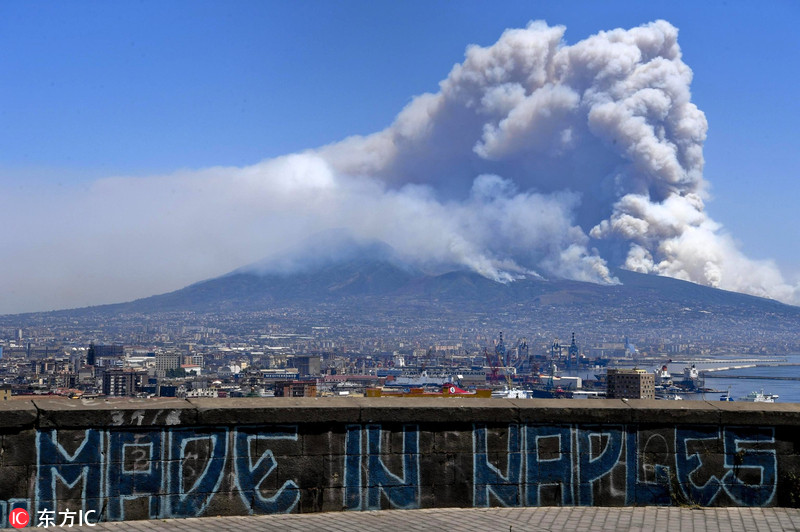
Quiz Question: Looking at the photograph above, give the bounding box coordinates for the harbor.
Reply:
[581,356,800,403]
[365,332,800,403]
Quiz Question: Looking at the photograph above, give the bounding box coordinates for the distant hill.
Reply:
[5,238,799,347]
[112,257,421,313]
[99,255,799,319]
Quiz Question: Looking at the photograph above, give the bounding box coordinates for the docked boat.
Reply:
[654,365,673,386]
[491,387,531,399]
[571,390,605,399]
[366,384,491,398]
[656,392,684,400]
[681,364,705,390]
[738,389,777,403]
[528,385,573,399]
[391,370,454,387]
[719,387,734,401]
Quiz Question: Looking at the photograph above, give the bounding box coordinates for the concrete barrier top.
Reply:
[2,396,799,429]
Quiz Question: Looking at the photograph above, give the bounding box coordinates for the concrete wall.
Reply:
[2,397,800,526]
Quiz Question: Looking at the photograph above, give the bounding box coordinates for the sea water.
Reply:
[565,354,800,403]
[694,355,800,403]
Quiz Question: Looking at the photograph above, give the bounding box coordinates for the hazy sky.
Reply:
[1,1,798,314]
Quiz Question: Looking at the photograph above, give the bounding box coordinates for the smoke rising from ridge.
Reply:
[315,19,798,303]
[1,19,798,313]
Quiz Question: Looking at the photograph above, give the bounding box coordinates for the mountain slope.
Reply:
[99,259,800,320]
[7,229,799,352]
[106,258,418,313]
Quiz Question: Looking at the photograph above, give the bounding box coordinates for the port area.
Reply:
[701,362,800,380]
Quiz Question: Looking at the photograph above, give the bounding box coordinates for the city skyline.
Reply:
[1,1,799,314]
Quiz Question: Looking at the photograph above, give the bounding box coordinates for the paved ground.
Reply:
[48,507,800,531]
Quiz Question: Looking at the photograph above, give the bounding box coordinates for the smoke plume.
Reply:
[2,19,798,313]
[315,19,798,303]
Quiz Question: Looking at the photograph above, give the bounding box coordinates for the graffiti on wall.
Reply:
[0,422,780,527]
[32,425,302,521]
[344,424,420,511]
[473,424,777,507]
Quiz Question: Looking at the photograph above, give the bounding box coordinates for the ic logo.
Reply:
[9,508,29,529]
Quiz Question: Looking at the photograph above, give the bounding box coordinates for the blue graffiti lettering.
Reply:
[577,426,624,506]
[344,425,363,511]
[722,427,776,506]
[473,424,522,507]
[107,430,164,520]
[344,425,420,510]
[36,430,104,516]
[365,424,420,510]
[0,499,30,530]
[20,420,783,519]
[676,427,724,506]
[164,429,228,518]
[233,426,300,514]
[625,428,671,505]
[524,426,573,506]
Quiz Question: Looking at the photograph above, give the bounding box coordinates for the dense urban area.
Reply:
[2,298,798,401]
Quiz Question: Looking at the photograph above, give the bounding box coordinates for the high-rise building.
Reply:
[94,344,124,358]
[294,355,321,376]
[606,368,655,399]
[102,369,145,397]
[155,351,181,378]
[87,344,124,366]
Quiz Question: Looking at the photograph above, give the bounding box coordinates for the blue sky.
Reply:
[1,0,798,312]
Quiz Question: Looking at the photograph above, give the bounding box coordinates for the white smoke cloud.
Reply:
[0,154,606,313]
[1,19,798,313]
[315,19,799,304]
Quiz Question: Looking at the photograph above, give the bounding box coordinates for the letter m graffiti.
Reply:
[36,430,104,516]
